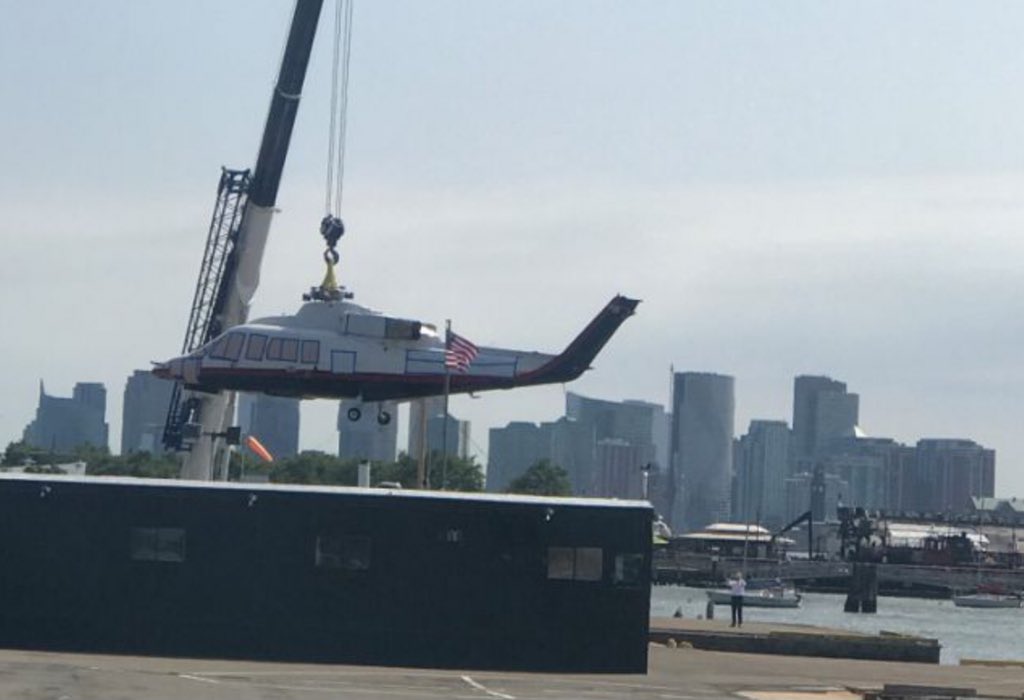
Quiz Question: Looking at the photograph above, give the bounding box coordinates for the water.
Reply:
[652,585,1024,665]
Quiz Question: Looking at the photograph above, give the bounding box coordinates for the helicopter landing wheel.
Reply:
[377,411,392,426]
[347,407,362,422]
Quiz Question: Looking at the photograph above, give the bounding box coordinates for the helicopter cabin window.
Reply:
[246,334,268,361]
[281,338,299,362]
[301,340,320,364]
[266,338,283,361]
[385,318,422,340]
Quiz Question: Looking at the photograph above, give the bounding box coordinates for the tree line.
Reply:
[1,441,573,496]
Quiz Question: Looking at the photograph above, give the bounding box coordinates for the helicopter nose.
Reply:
[152,357,185,380]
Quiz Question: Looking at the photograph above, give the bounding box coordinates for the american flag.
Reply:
[445,331,479,373]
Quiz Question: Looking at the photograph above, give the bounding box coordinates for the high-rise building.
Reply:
[593,438,646,499]
[23,381,109,453]
[565,392,665,497]
[337,400,398,462]
[121,370,175,454]
[819,437,914,512]
[785,469,848,523]
[486,421,550,492]
[791,375,859,471]
[734,420,790,529]
[407,397,470,460]
[237,393,299,460]
[669,372,735,532]
[910,439,995,514]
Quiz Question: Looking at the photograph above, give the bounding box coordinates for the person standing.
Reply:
[729,572,746,627]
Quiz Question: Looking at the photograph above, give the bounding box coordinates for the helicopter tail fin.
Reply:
[518,295,639,385]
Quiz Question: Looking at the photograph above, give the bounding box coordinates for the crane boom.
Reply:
[167,0,324,479]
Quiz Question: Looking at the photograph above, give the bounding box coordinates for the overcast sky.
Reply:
[2,1,1022,492]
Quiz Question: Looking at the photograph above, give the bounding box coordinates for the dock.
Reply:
[650,618,941,664]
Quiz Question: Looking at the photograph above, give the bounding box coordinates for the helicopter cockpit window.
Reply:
[266,338,283,361]
[211,333,244,361]
[246,334,267,361]
[208,336,229,359]
[281,338,299,362]
[300,340,319,364]
[224,333,245,361]
[385,318,422,340]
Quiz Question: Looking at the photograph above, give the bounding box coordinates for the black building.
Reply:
[0,475,651,672]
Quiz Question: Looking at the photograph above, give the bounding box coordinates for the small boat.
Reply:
[706,586,802,608]
[952,593,1022,609]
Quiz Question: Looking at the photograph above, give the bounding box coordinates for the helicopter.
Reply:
[153,277,639,425]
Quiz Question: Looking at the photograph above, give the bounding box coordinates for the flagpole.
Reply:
[441,319,452,490]
[417,399,429,489]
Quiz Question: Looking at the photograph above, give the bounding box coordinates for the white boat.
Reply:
[952,593,1022,609]
[706,587,802,608]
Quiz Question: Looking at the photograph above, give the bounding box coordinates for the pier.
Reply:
[654,552,1024,597]
[650,618,941,664]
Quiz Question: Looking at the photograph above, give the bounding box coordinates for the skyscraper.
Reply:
[237,393,299,460]
[910,439,995,513]
[337,400,398,462]
[486,421,550,492]
[121,370,175,454]
[565,392,665,497]
[23,381,109,452]
[669,372,735,532]
[734,420,790,528]
[791,375,859,471]
[407,398,470,460]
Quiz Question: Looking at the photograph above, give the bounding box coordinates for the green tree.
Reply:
[268,450,361,485]
[85,449,179,478]
[2,441,39,466]
[370,452,483,492]
[506,459,572,497]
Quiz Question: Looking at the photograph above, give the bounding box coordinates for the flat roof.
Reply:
[0,472,652,511]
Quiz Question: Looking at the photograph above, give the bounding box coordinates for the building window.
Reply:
[614,552,645,585]
[246,334,268,361]
[301,340,320,364]
[547,547,575,580]
[130,527,186,563]
[574,547,604,581]
[315,535,371,571]
[547,546,604,582]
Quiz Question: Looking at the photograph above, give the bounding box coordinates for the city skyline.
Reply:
[2,3,1022,492]
[8,367,1006,493]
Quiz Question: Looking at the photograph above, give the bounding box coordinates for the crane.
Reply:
[163,0,326,479]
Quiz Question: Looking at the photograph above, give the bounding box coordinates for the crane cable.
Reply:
[321,0,354,266]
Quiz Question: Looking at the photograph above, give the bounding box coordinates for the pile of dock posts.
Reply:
[845,562,878,613]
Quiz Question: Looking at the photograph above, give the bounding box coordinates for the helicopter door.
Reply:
[331,350,356,374]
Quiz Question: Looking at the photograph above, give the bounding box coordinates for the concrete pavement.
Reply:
[0,645,1020,699]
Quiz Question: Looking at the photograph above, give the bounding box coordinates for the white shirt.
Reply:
[729,578,746,596]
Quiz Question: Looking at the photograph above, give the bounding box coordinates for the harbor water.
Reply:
[652,585,1024,665]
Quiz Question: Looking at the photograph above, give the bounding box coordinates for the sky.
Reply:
[1,1,1023,491]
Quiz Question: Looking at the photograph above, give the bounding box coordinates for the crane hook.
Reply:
[320,215,344,264]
